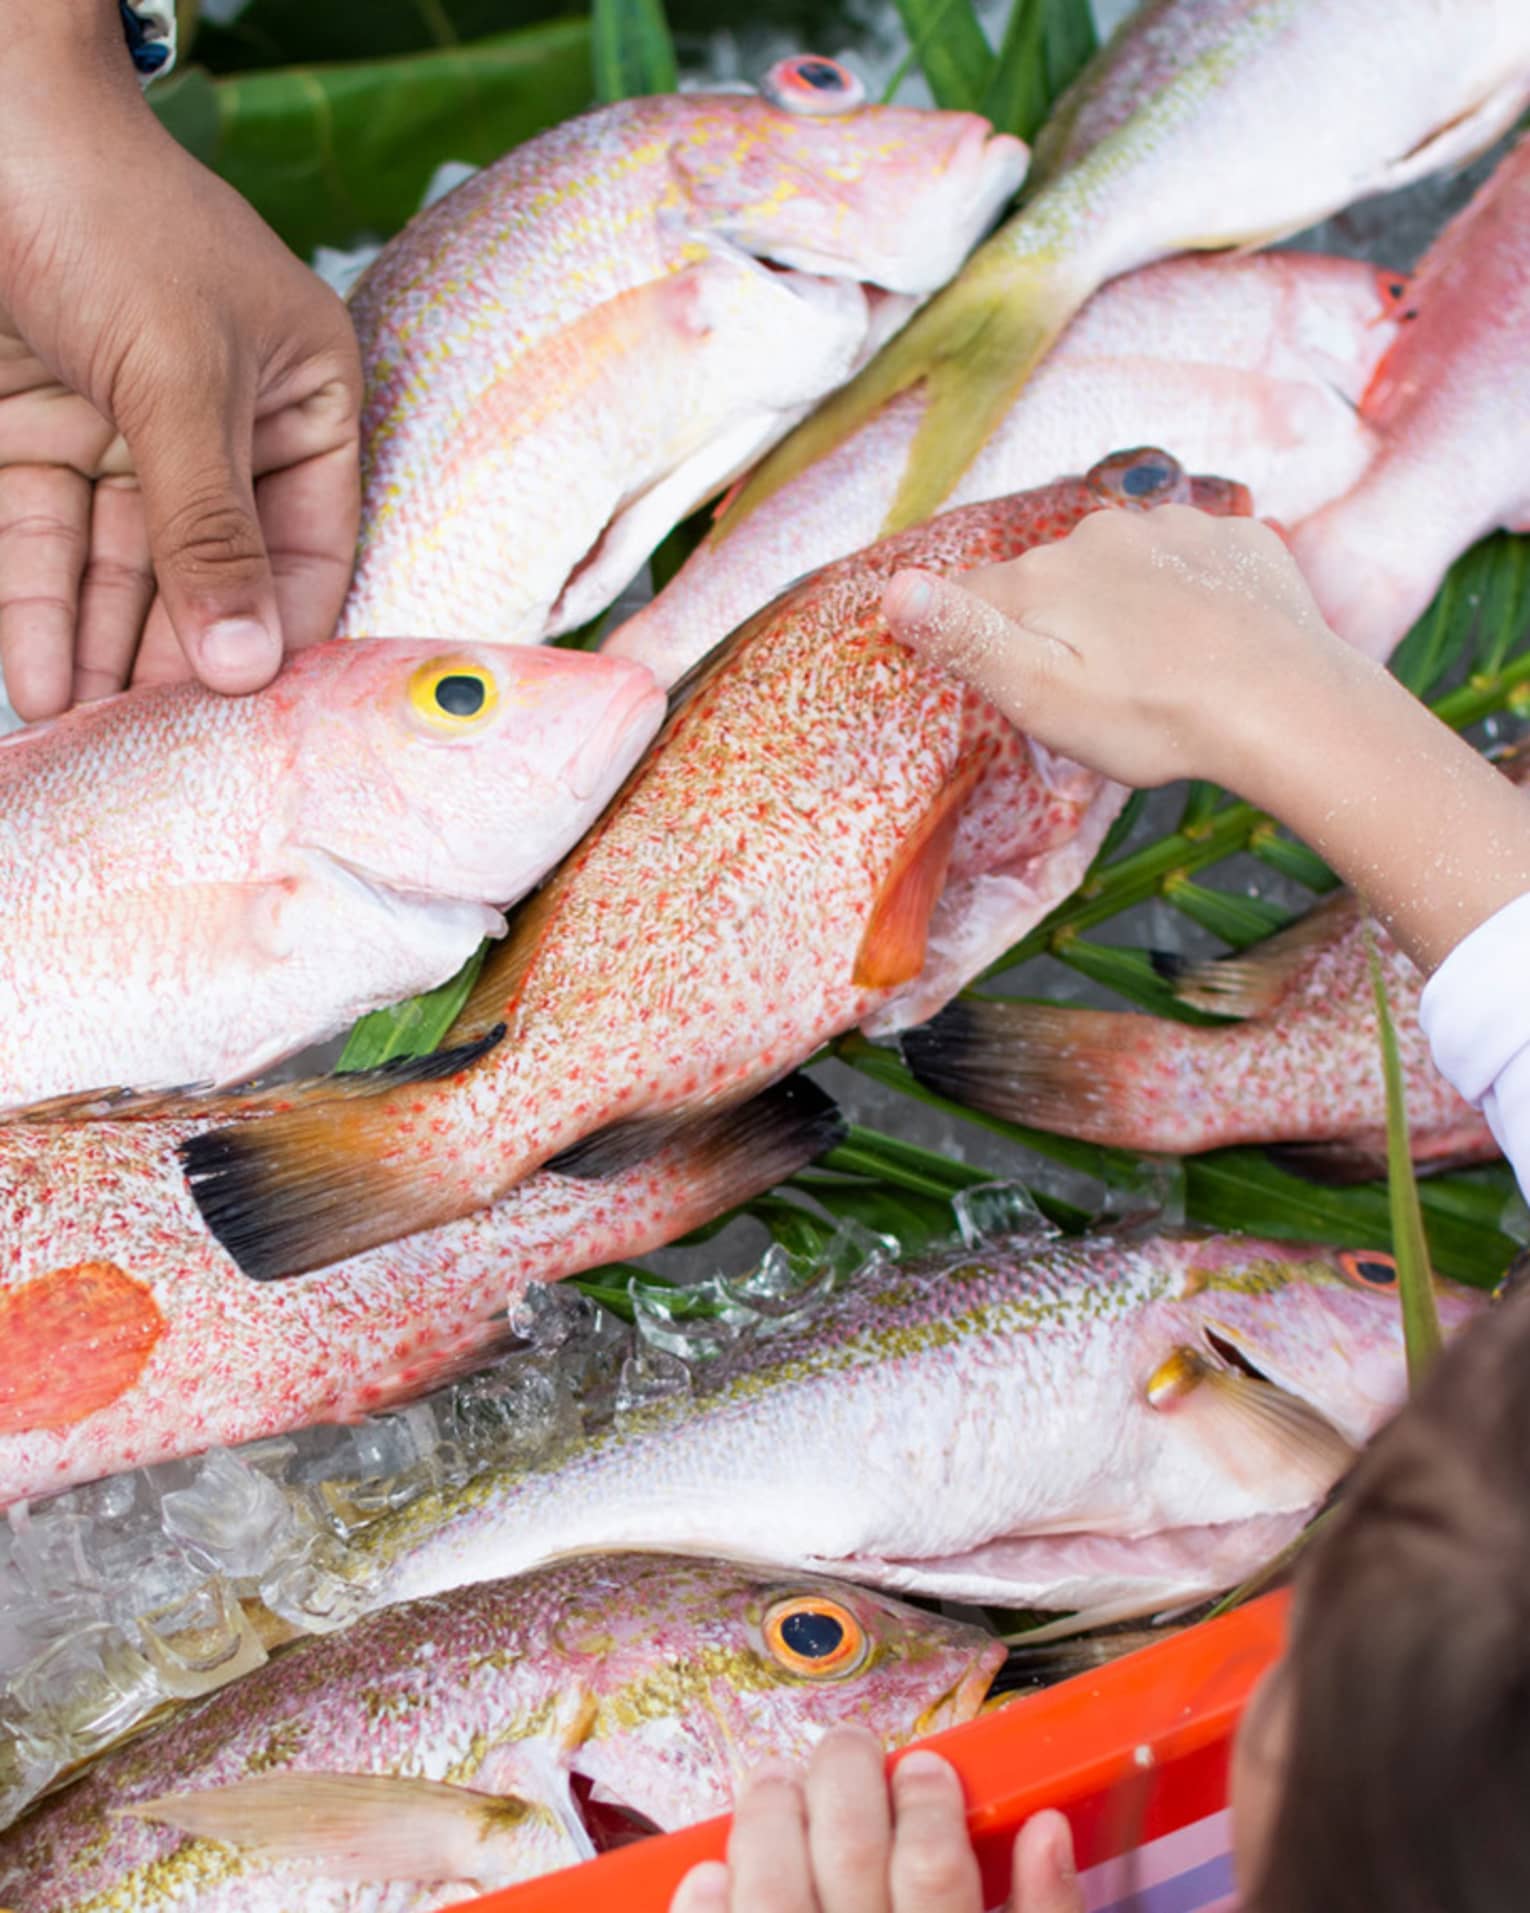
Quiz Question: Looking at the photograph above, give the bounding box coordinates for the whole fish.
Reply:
[717,0,1530,538]
[356,1227,1483,1627]
[1290,134,1530,659]
[0,1553,1002,1909]
[0,1076,839,1506]
[186,453,1252,1282]
[0,640,664,1110]
[336,59,1026,644]
[612,251,1402,685]
[903,895,1495,1179]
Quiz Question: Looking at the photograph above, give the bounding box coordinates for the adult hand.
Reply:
[0,5,362,719]
[669,1729,1082,1913]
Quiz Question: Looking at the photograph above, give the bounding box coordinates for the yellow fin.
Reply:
[1147,1345,1356,1499]
[124,1772,567,1884]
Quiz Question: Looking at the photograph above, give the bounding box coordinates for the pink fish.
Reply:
[337,60,1025,645]
[0,1075,838,1506]
[611,251,1403,686]
[1290,134,1530,658]
[184,453,1251,1282]
[0,640,664,1109]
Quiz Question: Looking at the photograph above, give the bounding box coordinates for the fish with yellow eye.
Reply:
[0,637,665,1109]
[0,1554,1005,1908]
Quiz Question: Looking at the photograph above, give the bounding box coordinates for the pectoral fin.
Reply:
[125,1771,573,1885]
[1146,1346,1356,1499]
[854,750,991,992]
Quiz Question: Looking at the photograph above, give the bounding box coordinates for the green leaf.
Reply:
[190,1,579,73]
[1367,929,1443,1383]
[983,0,1098,141]
[1161,877,1290,948]
[1051,943,1217,1020]
[591,0,677,103]
[337,940,490,1071]
[153,23,597,259]
[892,0,995,112]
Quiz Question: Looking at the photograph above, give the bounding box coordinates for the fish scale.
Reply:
[0,1555,1001,1909]
[186,458,1250,1283]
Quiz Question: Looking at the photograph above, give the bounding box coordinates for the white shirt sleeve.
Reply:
[1418,889,1530,1200]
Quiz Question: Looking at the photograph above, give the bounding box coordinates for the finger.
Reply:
[886,1752,982,1913]
[73,476,155,702]
[804,1727,893,1913]
[129,387,283,696]
[670,1860,732,1913]
[0,463,90,720]
[882,569,1066,730]
[253,434,361,654]
[1008,1813,1082,1913]
[128,597,195,689]
[727,1762,818,1913]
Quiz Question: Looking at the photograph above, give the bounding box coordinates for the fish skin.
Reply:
[1290,134,1530,660]
[336,80,1027,644]
[610,250,1403,686]
[0,1076,841,1507]
[718,0,1530,537]
[0,639,665,1111]
[0,1554,1001,1909]
[188,458,1253,1281]
[357,1229,1484,1622]
[902,892,1497,1178]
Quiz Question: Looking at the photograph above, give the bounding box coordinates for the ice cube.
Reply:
[160,1448,296,1580]
[953,1181,1057,1252]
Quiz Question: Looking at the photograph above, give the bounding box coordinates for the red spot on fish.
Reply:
[0,1262,166,1435]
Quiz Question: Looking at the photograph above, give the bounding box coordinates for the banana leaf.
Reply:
[592,0,677,100]
[984,0,1097,141]
[890,0,995,113]
[151,22,595,257]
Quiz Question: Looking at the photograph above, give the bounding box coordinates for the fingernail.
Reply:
[1045,1816,1076,1880]
[674,1859,731,1911]
[894,1749,956,1790]
[739,1757,798,1796]
[199,618,280,681]
[885,572,934,622]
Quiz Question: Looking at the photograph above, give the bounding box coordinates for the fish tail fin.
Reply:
[180,1030,505,1283]
[902,994,1218,1153]
[715,246,1085,540]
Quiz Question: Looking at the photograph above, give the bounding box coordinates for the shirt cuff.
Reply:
[120,1,176,82]
[1419,890,1530,1153]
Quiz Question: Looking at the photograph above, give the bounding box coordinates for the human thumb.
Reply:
[132,406,283,695]
[882,567,1040,730]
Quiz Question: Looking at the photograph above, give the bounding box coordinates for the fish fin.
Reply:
[330,1314,528,1423]
[1146,1346,1356,1500]
[854,748,992,992]
[716,249,1083,539]
[124,1772,559,1883]
[1154,893,1360,1018]
[547,1071,844,1183]
[1263,1139,1389,1186]
[902,992,1208,1147]
[0,1261,166,1437]
[179,1028,505,1284]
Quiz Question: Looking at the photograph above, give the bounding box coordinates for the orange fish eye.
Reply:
[762,56,866,115]
[1087,447,1187,509]
[763,1595,869,1679]
[1338,1250,1400,1291]
[407,658,500,732]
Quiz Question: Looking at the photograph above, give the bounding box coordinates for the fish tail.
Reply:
[902,994,1223,1154]
[180,1029,506,1283]
[715,244,1086,541]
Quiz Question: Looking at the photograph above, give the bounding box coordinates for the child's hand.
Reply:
[0,11,362,720]
[882,505,1375,795]
[669,1728,1082,1913]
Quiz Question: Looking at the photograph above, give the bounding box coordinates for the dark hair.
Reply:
[1248,1285,1530,1911]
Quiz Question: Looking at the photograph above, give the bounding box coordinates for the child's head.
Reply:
[1233,1279,1530,1909]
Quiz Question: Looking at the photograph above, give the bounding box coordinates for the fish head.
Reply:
[283,639,666,903]
[673,64,1028,295]
[1085,446,1254,519]
[561,1556,1001,1834]
[1160,1233,1489,1446]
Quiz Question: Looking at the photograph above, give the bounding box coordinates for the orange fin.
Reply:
[0,1263,165,1436]
[853,751,991,992]
[1155,892,1359,1018]
[180,1028,505,1284]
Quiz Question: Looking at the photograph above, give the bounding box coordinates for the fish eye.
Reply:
[1087,447,1187,508]
[1338,1250,1400,1290]
[761,56,866,116]
[764,1595,869,1679]
[407,658,500,732]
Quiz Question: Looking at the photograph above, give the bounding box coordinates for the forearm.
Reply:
[1225,644,1530,974]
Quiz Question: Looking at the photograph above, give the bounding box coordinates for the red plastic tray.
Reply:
[463,1589,1289,1912]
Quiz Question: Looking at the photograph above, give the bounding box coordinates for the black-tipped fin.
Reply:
[1157,893,1358,1019]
